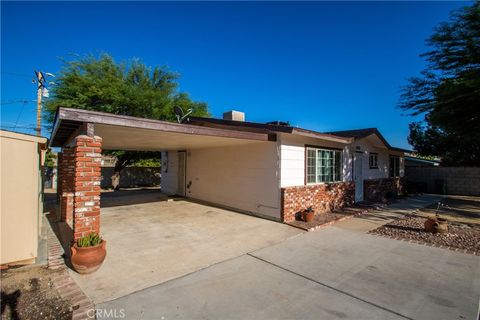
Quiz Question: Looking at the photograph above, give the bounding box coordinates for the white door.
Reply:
[177,151,186,196]
[354,152,364,202]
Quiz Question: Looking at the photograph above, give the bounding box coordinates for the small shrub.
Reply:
[77,233,102,247]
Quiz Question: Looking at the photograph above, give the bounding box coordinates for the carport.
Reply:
[50,107,276,241]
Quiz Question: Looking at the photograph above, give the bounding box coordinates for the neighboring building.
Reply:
[0,130,47,265]
[405,156,440,168]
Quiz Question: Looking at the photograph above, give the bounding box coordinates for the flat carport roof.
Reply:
[50,107,277,150]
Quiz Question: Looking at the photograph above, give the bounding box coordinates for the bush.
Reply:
[77,233,102,247]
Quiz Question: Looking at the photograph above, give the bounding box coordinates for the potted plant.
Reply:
[303,207,315,222]
[71,233,107,274]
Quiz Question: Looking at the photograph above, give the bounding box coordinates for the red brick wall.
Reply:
[281,182,354,222]
[72,135,102,240]
[364,177,405,202]
[58,148,75,224]
[58,135,103,240]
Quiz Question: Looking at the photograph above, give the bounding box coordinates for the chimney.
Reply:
[223,110,245,122]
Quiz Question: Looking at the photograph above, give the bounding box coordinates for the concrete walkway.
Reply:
[99,195,480,320]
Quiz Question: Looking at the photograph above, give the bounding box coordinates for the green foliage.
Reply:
[44,149,57,168]
[132,157,161,167]
[399,3,480,166]
[44,54,209,125]
[44,54,210,173]
[77,233,102,247]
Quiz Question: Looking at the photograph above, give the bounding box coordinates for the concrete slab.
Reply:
[69,197,301,303]
[335,194,445,233]
[99,255,405,320]
[251,226,480,320]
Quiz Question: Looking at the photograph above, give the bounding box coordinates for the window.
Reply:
[389,156,400,177]
[369,153,378,169]
[306,147,342,184]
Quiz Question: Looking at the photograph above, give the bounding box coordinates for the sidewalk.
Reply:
[335,194,445,233]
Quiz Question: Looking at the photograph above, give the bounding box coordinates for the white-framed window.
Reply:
[306,147,342,184]
[369,152,378,169]
[389,156,400,177]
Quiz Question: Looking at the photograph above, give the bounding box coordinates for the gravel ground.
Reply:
[1,265,72,320]
[369,216,480,254]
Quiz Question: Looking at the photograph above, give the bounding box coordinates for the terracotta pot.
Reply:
[303,211,315,223]
[71,240,107,274]
[424,217,448,234]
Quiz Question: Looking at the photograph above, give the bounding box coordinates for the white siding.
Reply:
[279,133,351,188]
[186,143,280,219]
[278,133,405,188]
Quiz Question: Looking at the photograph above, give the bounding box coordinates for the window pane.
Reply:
[307,149,316,183]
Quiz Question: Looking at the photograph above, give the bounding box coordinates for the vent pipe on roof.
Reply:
[223,110,245,122]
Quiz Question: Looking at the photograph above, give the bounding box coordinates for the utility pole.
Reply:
[34,71,44,136]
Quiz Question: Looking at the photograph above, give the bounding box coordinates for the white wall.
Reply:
[279,133,405,188]
[186,142,280,219]
[161,142,281,220]
[279,133,351,188]
[351,139,405,179]
[160,151,179,195]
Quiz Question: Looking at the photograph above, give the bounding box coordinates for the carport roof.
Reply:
[50,108,277,150]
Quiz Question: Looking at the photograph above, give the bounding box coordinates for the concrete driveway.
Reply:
[69,193,302,303]
[99,196,480,320]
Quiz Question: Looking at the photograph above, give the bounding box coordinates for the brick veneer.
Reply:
[59,135,103,240]
[281,182,354,223]
[364,177,405,202]
[59,148,75,224]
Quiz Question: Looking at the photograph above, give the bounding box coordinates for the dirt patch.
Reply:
[287,207,368,231]
[369,216,480,254]
[1,266,72,320]
[418,196,480,226]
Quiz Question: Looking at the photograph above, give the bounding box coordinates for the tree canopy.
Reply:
[45,54,210,177]
[399,3,480,166]
[45,54,209,124]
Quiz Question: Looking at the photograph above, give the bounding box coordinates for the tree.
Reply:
[45,54,210,187]
[399,3,480,166]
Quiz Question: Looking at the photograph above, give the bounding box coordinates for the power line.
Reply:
[0,72,32,78]
[13,101,28,130]
[0,100,36,105]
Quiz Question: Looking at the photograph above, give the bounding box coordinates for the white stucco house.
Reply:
[160,111,407,222]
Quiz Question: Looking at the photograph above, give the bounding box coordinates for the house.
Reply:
[50,107,407,239]
[160,111,408,222]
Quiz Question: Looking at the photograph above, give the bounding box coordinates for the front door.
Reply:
[177,151,186,196]
[354,152,364,202]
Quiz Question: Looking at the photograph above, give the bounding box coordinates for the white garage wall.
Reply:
[185,142,281,220]
[160,151,179,195]
[279,133,351,188]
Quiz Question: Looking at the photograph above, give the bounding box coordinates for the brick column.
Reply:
[72,135,102,240]
[58,148,75,224]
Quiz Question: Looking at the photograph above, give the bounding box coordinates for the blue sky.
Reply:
[1,1,467,148]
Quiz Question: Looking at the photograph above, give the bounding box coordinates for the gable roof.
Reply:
[326,128,410,153]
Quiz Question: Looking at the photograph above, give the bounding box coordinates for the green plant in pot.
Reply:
[303,206,315,222]
[71,233,107,274]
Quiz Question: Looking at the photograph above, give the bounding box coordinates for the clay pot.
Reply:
[71,241,107,274]
[424,217,448,234]
[303,211,315,223]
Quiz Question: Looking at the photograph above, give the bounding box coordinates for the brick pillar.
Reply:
[59,148,75,224]
[72,135,102,240]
